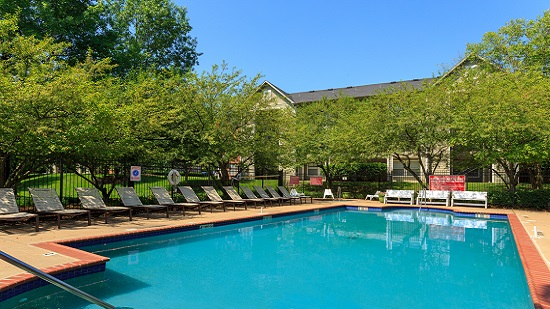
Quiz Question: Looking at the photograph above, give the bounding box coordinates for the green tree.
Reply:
[359,82,454,188]
[466,10,550,74]
[62,74,139,199]
[1,0,200,74]
[465,10,550,191]
[0,0,115,65]
[0,17,125,190]
[130,64,294,186]
[292,96,359,189]
[105,0,200,75]
[450,69,550,194]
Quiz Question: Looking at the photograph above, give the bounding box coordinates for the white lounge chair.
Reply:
[365,191,381,201]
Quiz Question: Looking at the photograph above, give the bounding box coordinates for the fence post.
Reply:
[59,156,64,204]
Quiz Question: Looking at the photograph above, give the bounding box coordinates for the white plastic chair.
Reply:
[365,191,381,201]
[323,189,334,199]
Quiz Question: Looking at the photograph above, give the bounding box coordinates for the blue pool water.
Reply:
[4,208,532,308]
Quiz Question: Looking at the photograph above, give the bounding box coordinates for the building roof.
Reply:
[260,54,491,105]
[287,78,434,104]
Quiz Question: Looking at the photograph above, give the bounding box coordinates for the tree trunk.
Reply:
[218,161,231,186]
[319,162,333,189]
[528,163,543,190]
[394,153,426,188]
[0,155,9,188]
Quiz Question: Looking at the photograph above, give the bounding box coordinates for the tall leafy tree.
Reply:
[1,0,200,74]
[0,17,121,188]
[465,10,550,190]
[130,63,294,185]
[105,0,200,75]
[185,64,293,185]
[292,96,359,189]
[358,82,454,189]
[450,69,550,193]
[466,9,550,74]
[0,0,115,64]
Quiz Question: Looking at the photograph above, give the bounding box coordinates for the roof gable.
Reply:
[258,80,295,109]
[262,54,490,105]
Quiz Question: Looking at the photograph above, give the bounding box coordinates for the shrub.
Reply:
[331,162,387,182]
[488,189,550,210]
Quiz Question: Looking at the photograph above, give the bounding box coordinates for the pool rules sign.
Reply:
[130,166,141,182]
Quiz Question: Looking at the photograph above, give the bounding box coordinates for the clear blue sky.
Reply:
[178,1,549,93]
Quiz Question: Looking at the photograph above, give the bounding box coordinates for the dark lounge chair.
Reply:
[0,188,39,232]
[201,186,246,211]
[223,186,265,208]
[115,187,169,219]
[254,186,286,206]
[177,186,224,213]
[242,186,276,206]
[278,186,312,204]
[266,186,295,205]
[29,188,91,229]
[150,186,203,215]
[76,187,132,223]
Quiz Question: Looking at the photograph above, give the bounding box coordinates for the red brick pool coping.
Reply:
[0,242,108,293]
[508,214,550,309]
[1,205,549,308]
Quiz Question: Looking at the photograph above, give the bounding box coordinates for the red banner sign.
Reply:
[310,176,323,186]
[429,175,466,191]
[289,176,300,185]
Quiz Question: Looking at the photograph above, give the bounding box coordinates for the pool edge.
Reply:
[1,203,549,308]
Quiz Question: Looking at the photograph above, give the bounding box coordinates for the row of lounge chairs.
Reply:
[0,185,312,231]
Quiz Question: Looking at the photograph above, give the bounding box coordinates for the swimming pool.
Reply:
[3,208,533,308]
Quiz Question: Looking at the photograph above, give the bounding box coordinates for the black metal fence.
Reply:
[388,165,550,192]
[11,158,223,210]
[8,156,284,210]
[7,155,550,210]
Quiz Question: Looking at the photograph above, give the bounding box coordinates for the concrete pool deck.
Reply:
[1,199,549,307]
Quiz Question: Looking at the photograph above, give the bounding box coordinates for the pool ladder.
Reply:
[418,188,427,211]
[0,250,131,309]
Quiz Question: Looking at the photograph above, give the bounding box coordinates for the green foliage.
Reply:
[292,96,363,188]
[1,0,199,75]
[128,63,294,185]
[360,81,454,188]
[1,0,115,65]
[488,189,550,210]
[466,10,550,74]
[330,162,387,182]
[450,69,550,193]
[516,190,550,210]
[487,190,517,208]
[105,0,200,75]
[0,18,123,187]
